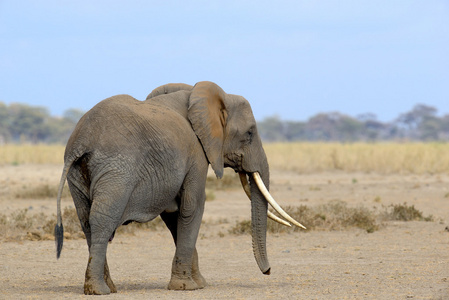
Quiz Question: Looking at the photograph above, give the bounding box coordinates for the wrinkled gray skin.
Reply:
[55,81,271,295]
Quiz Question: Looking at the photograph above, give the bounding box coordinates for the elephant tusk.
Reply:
[239,172,251,198]
[252,172,307,230]
[239,172,292,227]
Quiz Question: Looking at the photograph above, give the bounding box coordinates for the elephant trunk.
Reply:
[248,164,271,275]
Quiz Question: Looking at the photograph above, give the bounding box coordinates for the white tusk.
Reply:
[268,210,292,227]
[239,172,292,227]
[252,172,307,230]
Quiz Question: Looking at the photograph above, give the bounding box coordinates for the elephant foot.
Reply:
[192,272,207,289]
[104,262,117,293]
[167,276,200,290]
[84,280,111,295]
[104,275,117,293]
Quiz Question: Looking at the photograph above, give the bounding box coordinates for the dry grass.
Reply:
[2,142,449,174]
[0,144,65,165]
[264,142,449,174]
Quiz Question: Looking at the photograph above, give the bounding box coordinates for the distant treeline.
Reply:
[0,102,84,144]
[259,104,449,142]
[1,102,448,144]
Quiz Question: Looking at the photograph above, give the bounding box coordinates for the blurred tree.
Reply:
[258,115,286,142]
[395,104,438,139]
[440,114,449,139]
[418,116,441,141]
[0,102,11,143]
[0,102,84,143]
[284,121,306,141]
[63,108,84,124]
[8,103,51,143]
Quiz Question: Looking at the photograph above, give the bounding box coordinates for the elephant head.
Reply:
[148,81,305,275]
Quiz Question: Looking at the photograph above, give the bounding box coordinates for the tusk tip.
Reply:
[296,224,307,230]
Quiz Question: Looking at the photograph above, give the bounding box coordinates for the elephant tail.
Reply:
[55,157,75,259]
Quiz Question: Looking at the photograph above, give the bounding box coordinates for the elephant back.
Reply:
[146,83,193,100]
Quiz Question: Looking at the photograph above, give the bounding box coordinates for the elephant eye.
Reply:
[246,128,254,142]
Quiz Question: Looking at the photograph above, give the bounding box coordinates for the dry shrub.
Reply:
[229,201,432,235]
[116,216,165,235]
[269,201,379,233]
[228,220,252,235]
[14,183,71,199]
[380,202,434,222]
[206,169,241,190]
[205,189,216,201]
[0,209,53,241]
[0,207,166,241]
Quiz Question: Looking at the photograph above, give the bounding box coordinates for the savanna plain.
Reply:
[1,143,448,299]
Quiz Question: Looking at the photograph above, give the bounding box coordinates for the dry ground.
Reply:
[1,164,448,299]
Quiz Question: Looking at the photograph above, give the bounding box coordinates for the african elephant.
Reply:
[54,81,304,295]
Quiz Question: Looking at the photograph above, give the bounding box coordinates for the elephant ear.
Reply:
[146,83,193,100]
[188,81,228,178]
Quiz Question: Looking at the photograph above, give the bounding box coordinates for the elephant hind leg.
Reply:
[104,258,117,293]
[84,243,111,295]
[83,244,117,295]
[84,189,130,295]
[68,178,118,294]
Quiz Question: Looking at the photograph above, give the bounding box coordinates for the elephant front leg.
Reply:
[168,255,200,290]
[167,194,205,290]
[161,211,207,289]
[191,248,207,288]
[168,247,206,290]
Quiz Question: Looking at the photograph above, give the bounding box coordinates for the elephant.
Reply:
[54,81,305,295]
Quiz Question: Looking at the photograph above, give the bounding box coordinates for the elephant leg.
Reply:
[69,180,117,294]
[84,242,110,295]
[166,184,206,290]
[83,189,129,295]
[161,210,206,288]
[84,249,117,295]
[104,257,117,293]
[191,248,206,288]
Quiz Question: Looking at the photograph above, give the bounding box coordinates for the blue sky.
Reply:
[0,1,448,122]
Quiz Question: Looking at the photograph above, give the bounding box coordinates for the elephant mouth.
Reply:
[238,172,306,229]
[224,153,244,172]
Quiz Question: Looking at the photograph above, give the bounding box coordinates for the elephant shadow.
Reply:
[26,278,168,295]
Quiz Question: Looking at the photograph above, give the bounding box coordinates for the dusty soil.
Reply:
[1,164,448,299]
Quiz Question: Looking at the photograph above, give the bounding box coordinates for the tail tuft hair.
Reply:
[55,223,64,259]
